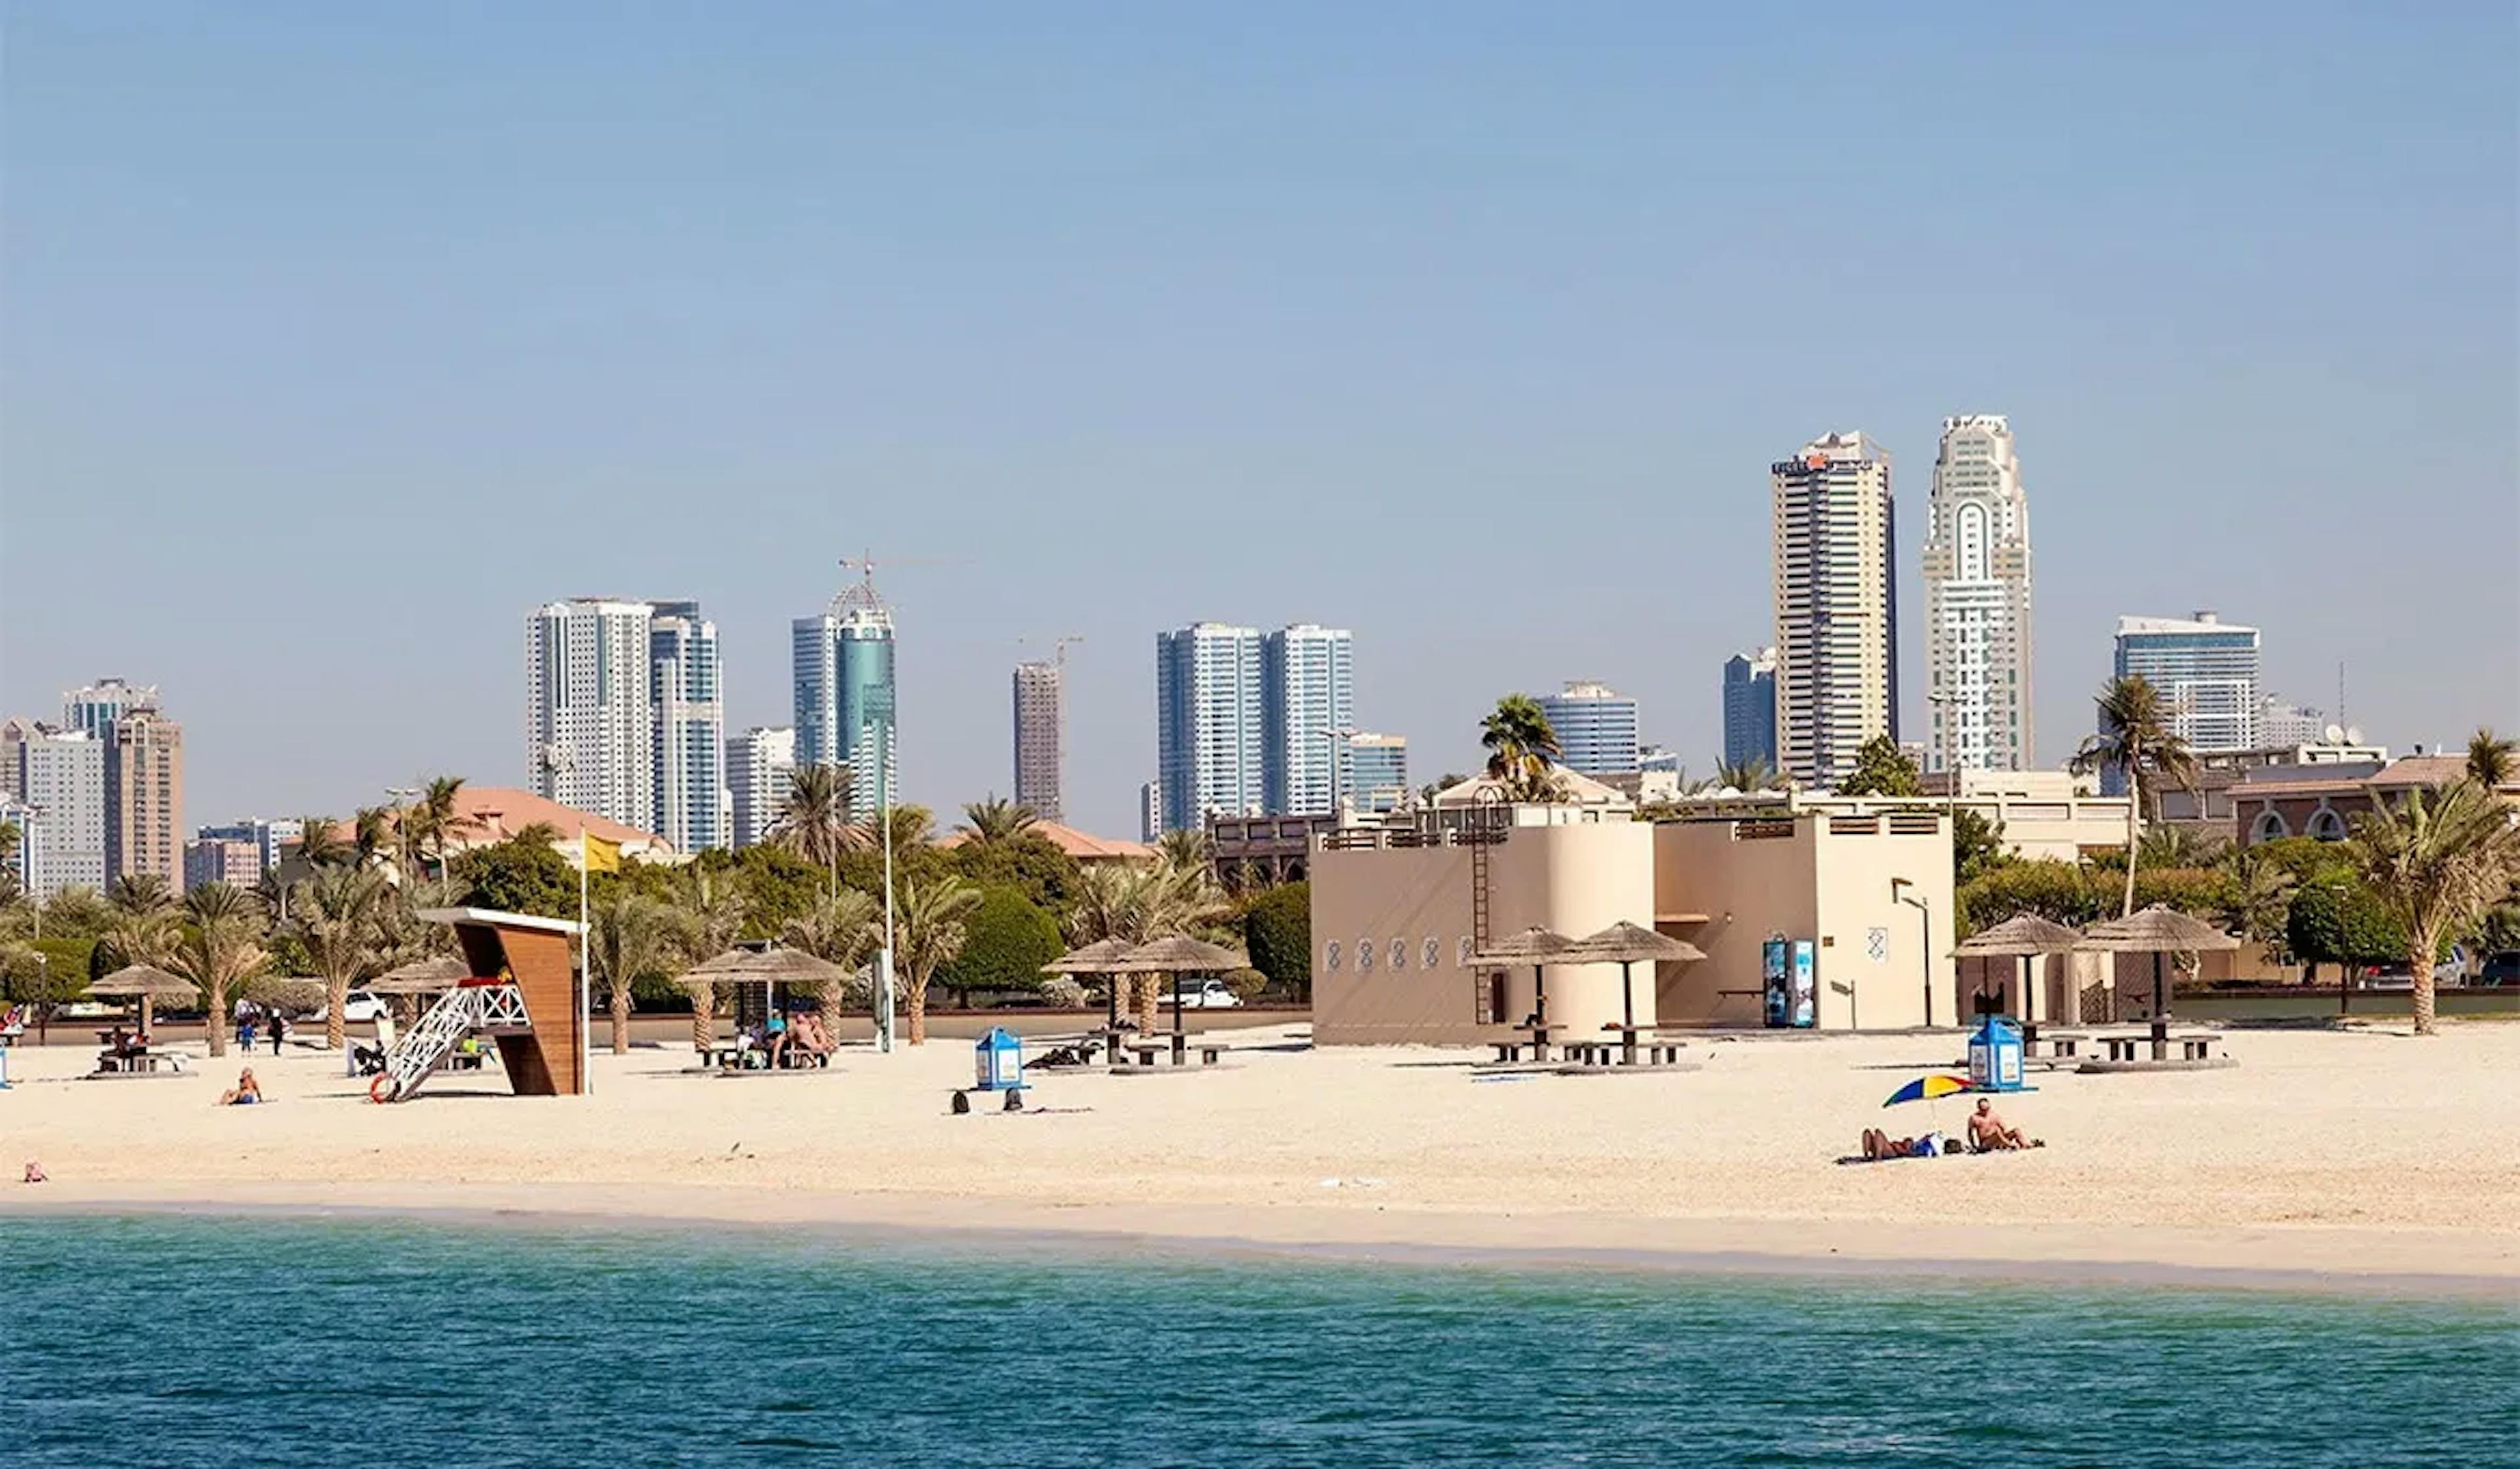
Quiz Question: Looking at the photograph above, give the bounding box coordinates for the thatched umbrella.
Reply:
[1954,914,2083,1029]
[1107,936,1249,1031]
[2078,905,2240,1058]
[679,946,847,1026]
[1045,936,1139,1033]
[369,955,469,996]
[86,964,199,1034]
[1469,925,1580,1029]
[1563,921,1706,1055]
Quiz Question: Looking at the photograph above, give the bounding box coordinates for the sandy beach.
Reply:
[5,1020,2515,1291]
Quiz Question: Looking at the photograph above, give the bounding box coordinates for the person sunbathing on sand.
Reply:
[22,1160,44,1184]
[1966,1098,2042,1151]
[1860,1128,1943,1160]
[217,1068,264,1106]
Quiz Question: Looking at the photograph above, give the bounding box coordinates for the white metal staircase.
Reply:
[377,983,530,1102]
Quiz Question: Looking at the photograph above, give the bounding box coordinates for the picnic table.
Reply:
[92,1050,188,1077]
[2089,1028,2224,1064]
[1118,1029,1223,1068]
[1491,1023,1562,1065]
[1568,1024,1691,1067]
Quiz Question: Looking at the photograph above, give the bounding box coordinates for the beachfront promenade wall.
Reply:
[1310,823,1654,1045]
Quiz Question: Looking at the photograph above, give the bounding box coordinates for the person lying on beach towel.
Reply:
[1860,1128,1944,1160]
[1965,1098,2043,1150]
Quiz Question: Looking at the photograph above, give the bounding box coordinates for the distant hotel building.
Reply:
[2113,612,2263,761]
[184,835,261,891]
[648,602,724,853]
[1155,623,1265,833]
[725,726,796,850]
[62,678,152,740]
[1337,733,1410,814]
[528,599,665,836]
[4,721,108,899]
[1922,415,2034,773]
[1139,780,1162,844]
[1262,624,1355,817]
[105,705,184,890]
[2258,697,2332,749]
[794,574,897,816]
[1772,432,1899,787]
[1721,648,1778,771]
[1012,659,1065,821]
[1537,681,1641,776]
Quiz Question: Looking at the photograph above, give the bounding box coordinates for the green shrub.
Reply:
[1241,882,1311,999]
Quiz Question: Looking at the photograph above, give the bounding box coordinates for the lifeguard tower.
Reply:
[372,908,589,1102]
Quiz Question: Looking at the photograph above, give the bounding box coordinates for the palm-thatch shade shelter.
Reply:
[1107,936,1250,1029]
[1044,936,1144,1031]
[85,964,199,1033]
[1469,926,1581,1028]
[680,945,849,1029]
[369,955,471,996]
[1562,921,1707,1041]
[2078,905,2240,1056]
[1954,915,2084,1027]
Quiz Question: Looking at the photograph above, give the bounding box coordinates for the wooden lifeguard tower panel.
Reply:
[413,907,589,1096]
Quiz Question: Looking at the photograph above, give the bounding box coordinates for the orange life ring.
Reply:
[368,1073,396,1104]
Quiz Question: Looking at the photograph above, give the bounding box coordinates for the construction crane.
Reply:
[1019,634,1085,667]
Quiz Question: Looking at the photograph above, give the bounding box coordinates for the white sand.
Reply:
[4,1022,2515,1288]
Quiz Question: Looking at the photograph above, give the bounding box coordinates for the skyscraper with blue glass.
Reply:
[1262,623,1354,816]
[648,602,724,853]
[1537,681,1641,776]
[793,576,897,817]
[1156,622,1265,833]
[1721,648,1778,772]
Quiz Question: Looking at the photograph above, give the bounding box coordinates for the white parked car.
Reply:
[1173,978,1244,1009]
[310,991,391,1025]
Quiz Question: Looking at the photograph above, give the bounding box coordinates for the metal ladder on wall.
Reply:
[377,983,529,1102]
[1469,787,1502,1024]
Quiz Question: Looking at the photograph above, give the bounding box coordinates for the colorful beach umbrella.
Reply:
[1882,1074,1975,1108]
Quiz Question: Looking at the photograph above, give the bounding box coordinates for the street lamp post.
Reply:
[1319,726,1358,823]
[1892,877,1933,1027]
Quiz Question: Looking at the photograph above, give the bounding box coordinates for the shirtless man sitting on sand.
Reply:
[1966,1098,2040,1151]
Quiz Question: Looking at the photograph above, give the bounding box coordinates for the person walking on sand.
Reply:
[269,1012,286,1056]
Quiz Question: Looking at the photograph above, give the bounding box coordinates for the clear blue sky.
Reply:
[5,2,2514,836]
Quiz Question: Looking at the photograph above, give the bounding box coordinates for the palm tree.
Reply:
[860,804,937,865]
[1066,858,1230,1031]
[2135,823,2226,870]
[2070,675,2201,917]
[163,883,269,1059]
[1712,755,1782,793]
[891,876,981,1045]
[773,765,856,888]
[959,795,1038,846]
[291,863,392,1050]
[782,886,881,1020]
[585,890,679,1054]
[293,814,348,869]
[2216,846,2299,956]
[404,776,474,873]
[99,872,181,972]
[2348,779,2520,1035]
[351,805,396,867]
[2468,728,2516,788]
[1481,694,1564,802]
[1154,827,1210,875]
[108,872,176,917]
[673,868,749,1051]
[0,819,19,873]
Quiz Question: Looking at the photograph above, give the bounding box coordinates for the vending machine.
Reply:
[1763,939,1818,1028]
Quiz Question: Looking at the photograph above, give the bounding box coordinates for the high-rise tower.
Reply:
[527,598,662,833]
[1155,623,1265,833]
[1923,415,2034,773]
[793,569,898,817]
[1012,659,1065,822]
[1262,624,1355,815]
[1771,432,1899,787]
[648,601,725,852]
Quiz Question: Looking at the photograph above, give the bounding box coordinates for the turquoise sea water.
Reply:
[3,1214,2511,1467]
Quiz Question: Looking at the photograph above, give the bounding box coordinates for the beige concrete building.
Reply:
[106,706,184,891]
[1311,808,1955,1044]
[1643,770,2128,865]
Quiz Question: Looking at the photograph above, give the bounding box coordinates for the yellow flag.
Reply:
[582,833,622,874]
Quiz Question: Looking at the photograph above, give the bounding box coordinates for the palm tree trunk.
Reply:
[610,985,632,1054]
[906,967,927,1045]
[1135,972,1162,1033]
[2410,920,2439,1037]
[689,982,716,1053]
[326,978,349,1051]
[2122,781,2141,917]
[207,981,228,1058]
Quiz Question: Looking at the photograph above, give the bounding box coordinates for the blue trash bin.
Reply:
[1967,1016,2026,1091]
[974,1027,1024,1092]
